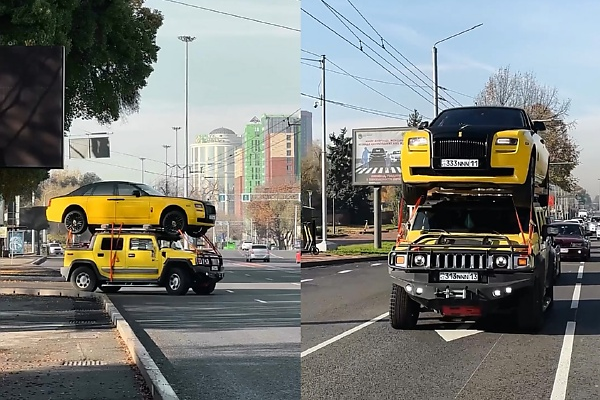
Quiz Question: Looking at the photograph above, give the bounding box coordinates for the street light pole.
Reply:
[139,157,146,184]
[318,55,328,251]
[432,23,483,117]
[178,35,196,199]
[162,144,171,195]
[172,126,181,196]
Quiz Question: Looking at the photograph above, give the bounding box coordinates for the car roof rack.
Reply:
[96,224,172,234]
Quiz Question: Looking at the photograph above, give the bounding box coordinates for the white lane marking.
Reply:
[550,321,577,400]
[338,270,352,274]
[577,263,584,279]
[300,279,313,283]
[245,274,251,277]
[269,253,284,259]
[436,328,483,342]
[255,299,267,304]
[226,290,234,293]
[571,283,581,309]
[266,278,273,281]
[371,263,382,266]
[301,312,388,358]
[291,282,300,286]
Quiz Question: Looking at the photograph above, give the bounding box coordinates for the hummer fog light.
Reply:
[413,254,426,267]
[492,289,501,297]
[495,256,508,268]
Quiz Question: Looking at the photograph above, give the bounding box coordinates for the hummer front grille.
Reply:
[411,253,487,269]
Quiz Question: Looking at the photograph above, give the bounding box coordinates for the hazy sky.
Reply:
[66,0,300,187]
[301,0,600,195]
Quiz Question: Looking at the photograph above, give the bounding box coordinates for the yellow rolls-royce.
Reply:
[400,106,550,207]
[46,181,216,237]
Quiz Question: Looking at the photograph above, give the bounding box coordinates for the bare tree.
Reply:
[476,66,580,190]
[301,143,322,207]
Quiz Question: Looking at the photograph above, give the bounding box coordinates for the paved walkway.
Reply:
[0,294,150,399]
[0,256,61,281]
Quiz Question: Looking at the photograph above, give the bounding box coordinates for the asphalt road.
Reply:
[301,244,600,400]
[43,254,301,400]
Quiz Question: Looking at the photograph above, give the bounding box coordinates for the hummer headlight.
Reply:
[413,254,426,267]
[495,255,508,268]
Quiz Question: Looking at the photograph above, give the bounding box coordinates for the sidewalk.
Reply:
[0,294,151,400]
[0,256,62,282]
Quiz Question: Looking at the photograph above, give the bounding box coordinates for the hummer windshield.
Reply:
[411,198,532,235]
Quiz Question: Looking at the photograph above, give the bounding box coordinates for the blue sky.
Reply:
[301,0,600,195]
[66,0,300,186]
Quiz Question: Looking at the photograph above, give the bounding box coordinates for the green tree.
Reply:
[475,66,580,190]
[79,172,102,186]
[300,143,322,210]
[0,0,163,200]
[326,128,371,224]
[407,109,423,127]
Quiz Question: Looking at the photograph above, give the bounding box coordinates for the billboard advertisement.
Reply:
[68,136,111,159]
[352,127,410,186]
[8,230,24,255]
[0,46,65,168]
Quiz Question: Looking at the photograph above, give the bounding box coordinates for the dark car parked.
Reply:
[551,222,591,261]
[369,147,387,167]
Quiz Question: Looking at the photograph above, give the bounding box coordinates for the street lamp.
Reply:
[172,126,181,196]
[139,157,146,184]
[162,144,171,194]
[178,35,196,199]
[433,23,483,116]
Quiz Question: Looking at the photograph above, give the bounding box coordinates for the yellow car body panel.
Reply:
[401,128,549,186]
[46,188,215,231]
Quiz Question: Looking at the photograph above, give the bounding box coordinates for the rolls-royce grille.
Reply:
[434,139,487,159]
[205,204,216,215]
[411,253,487,269]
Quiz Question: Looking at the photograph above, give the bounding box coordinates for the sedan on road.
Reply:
[245,244,271,262]
[551,222,591,261]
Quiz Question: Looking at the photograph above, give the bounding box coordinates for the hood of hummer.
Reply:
[161,247,196,261]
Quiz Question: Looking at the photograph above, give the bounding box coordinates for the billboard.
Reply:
[8,230,24,255]
[352,127,410,186]
[68,136,111,159]
[0,46,65,168]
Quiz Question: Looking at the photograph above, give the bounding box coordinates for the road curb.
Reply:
[30,256,48,265]
[0,287,179,400]
[99,294,180,400]
[301,255,387,268]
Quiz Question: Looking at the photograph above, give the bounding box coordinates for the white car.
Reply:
[389,150,400,165]
[48,242,63,256]
[245,244,270,262]
[240,240,253,251]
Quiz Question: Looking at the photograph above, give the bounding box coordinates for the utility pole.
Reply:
[139,157,146,184]
[162,144,171,195]
[178,35,196,199]
[294,204,298,248]
[318,54,328,251]
[172,126,181,196]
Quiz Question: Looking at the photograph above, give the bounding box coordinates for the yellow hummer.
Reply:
[62,225,224,295]
[388,191,559,333]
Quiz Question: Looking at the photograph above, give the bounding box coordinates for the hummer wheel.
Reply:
[390,284,420,330]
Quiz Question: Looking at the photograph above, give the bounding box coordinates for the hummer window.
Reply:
[100,238,123,250]
[411,200,534,234]
[129,238,154,251]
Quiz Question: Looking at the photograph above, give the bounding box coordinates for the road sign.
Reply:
[241,193,251,202]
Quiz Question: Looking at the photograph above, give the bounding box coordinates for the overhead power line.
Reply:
[162,0,300,32]
[301,93,407,120]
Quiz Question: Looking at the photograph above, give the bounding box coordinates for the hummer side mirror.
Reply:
[542,225,559,238]
[132,189,141,197]
[532,120,546,132]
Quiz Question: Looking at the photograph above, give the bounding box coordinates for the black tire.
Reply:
[192,282,216,295]
[266,258,270,263]
[99,285,121,293]
[401,184,427,206]
[64,209,88,235]
[187,227,209,238]
[516,278,545,333]
[514,154,536,208]
[161,210,187,234]
[311,247,320,255]
[70,266,97,292]
[390,284,420,329]
[165,266,191,295]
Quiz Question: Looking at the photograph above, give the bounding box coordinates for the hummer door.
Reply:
[97,237,126,279]
[125,237,159,279]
